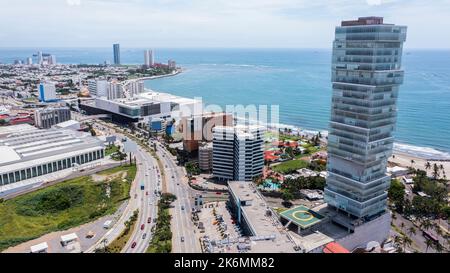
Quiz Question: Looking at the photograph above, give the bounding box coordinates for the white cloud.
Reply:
[0,0,449,48]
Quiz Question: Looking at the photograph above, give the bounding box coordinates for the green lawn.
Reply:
[105,145,120,156]
[0,164,136,251]
[272,160,309,174]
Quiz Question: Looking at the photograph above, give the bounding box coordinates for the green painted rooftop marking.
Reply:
[280,205,324,229]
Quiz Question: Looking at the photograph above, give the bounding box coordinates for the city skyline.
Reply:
[0,0,449,49]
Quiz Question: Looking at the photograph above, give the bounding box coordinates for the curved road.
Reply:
[153,142,201,253]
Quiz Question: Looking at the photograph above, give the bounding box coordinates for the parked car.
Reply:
[147,217,152,223]
[131,242,137,248]
[141,224,145,230]
[142,233,147,240]
[181,236,185,242]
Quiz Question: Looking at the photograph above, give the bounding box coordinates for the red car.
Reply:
[146,191,148,196]
[141,224,145,230]
[131,242,137,248]
[147,217,151,223]
[216,192,222,195]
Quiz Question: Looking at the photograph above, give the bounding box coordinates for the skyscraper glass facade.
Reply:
[324,17,407,220]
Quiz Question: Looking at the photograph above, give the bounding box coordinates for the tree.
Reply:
[410,159,415,168]
[425,238,434,253]
[407,227,416,238]
[432,163,440,180]
[388,179,405,212]
[425,161,431,170]
[402,235,413,252]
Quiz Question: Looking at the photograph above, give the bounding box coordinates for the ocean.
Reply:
[1,48,449,159]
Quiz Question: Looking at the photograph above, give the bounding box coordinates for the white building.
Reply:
[144,49,154,67]
[38,82,57,102]
[88,79,108,98]
[213,125,265,181]
[93,90,202,123]
[107,81,125,100]
[0,125,105,189]
[124,81,145,98]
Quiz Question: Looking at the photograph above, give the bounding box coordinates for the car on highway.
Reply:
[172,175,175,178]
[146,191,148,196]
[131,242,137,248]
[147,217,152,223]
[142,233,147,240]
[141,224,145,230]
[181,205,185,210]
[181,236,185,242]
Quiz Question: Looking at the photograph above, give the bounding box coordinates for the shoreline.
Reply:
[142,67,450,166]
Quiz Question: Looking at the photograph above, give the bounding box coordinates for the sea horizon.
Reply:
[1,47,449,159]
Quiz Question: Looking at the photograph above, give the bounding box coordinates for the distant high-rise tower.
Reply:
[324,17,407,220]
[113,44,121,65]
[144,49,154,67]
[37,51,43,65]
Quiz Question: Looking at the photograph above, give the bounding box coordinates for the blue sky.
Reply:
[1,0,449,48]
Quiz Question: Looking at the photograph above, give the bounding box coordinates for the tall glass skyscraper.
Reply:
[113,43,121,65]
[324,17,407,220]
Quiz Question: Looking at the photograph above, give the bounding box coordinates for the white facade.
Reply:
[107,82,124,100]
[213,125,265,181]
[0,126,105,188]
[38,82,57,102]
[144,49,154,67]
[88,79,108,98]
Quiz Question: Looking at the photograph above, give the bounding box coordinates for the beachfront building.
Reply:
[0,124,105,189]
[34,107,71,129]
[113,44,121,65]
[144,49,154,67]
[213,125,265,181]
[324,17,407,220]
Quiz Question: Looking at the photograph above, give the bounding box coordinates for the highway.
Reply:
[153,141,201,253]
[122,147,160,253]
[86,124,161,253]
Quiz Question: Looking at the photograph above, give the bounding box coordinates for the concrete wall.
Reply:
[337,212,391,251]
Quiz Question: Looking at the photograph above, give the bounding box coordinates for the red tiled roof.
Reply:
[323,242,350,253]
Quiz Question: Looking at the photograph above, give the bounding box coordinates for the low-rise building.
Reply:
[0,124,105,189]
[198,142,213,171]
[34,107,71,129]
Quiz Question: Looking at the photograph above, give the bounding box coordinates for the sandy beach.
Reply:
[390,151,450,178]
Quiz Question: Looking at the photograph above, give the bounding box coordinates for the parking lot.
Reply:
[197,202,243,253]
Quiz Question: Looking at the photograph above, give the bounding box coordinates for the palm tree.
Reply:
[425,238,433,253]
[400,222,405,233]
[407,226,416,237]
[425,161,431,170]
[432,163,440,180]
[393,235,403,252]
[402,235,413,252]
[434,242,444,253]
[410,159,415,168]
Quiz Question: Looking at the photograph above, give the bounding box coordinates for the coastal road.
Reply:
[86,124,160,253]
[122,147,160,253]
[153,142,201,253]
